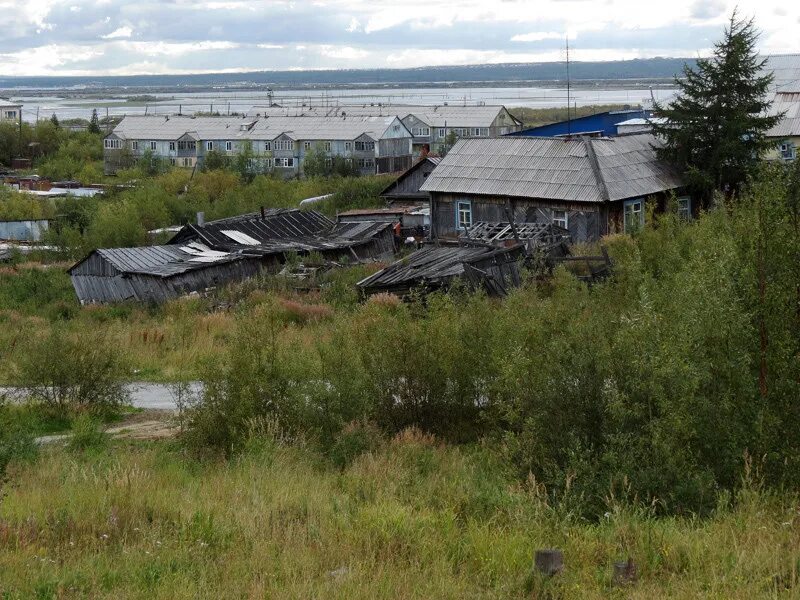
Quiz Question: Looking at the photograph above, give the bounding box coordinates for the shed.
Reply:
[68,243,267,305]
[380,156,441,205]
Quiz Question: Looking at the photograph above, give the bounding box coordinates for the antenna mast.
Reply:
[566,35,571,136]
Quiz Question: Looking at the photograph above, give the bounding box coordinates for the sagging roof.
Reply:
[767,92,800,137]
[169,208,394,257]
[420,133,683,203]
[356,244,523,295]
[69,242,246,278]
[169,208,334,246]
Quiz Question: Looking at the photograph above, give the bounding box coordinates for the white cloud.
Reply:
[102,26,133,39]
[511,31,566,43]
[316,45,369,59]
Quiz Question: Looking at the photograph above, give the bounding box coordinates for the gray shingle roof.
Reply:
[85,244,245,278]
[420,134,683,203]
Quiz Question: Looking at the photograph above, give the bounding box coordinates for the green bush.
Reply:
[14,327,129,417]
[67,414,108,452]
[0,399,37,484]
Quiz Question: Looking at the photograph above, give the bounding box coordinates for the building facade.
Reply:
[0,99,22,122]
[247,104,523,155]
[103,115,413,176]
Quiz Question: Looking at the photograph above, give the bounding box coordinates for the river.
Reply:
[9,85,676,123]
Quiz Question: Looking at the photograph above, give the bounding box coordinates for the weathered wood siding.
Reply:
[431,193,602,243]
[71,255,266,305]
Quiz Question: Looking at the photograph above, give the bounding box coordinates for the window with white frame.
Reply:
[277,157,294,167]
[275,140,293,151]
[324,141,332,152]
[345,141,352,151]
[677,196,691,221]
[456,200,472,231]
[303,141,312,150]
[182,158,193,167]
[354,140,375,152]
[150,141,157,151]
[412,127,430,137]
[552,209,568,230]
[264,141,271,151]
[169,141,176,151]
[169,158,176,166]
[624,199,645,232]
[132,141,138,151]
[225,141,232,152]
[264,158,273,168]
[206,141,213,151]
[438,128,446,137]
[358,158,375,169]
[779,142,796,161]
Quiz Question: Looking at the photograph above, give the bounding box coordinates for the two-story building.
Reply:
[103,115,413,176]
[0,99,22,122]
[248,104,523,155]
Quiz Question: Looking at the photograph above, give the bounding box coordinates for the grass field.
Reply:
[1,431,799,599]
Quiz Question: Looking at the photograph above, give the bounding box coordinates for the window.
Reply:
[345,141,352,151]
[150,141,157,151]
[779,142,796,161]
[264,141,271,151]
[225,141,232,152]
[456,200,472,231]
[304,141,312,150]
[182,158,193,167]
[472,128,489,137]
[412,127,430,137]
[132,141,138,151]
[277,157,295,167]
[324,141,332,152]
[354,140,375,152]
[677,196,691,221]
[206,141,213,151]
[552,209,568,230]
[275,140,293,151]
[264,158,273,169]
[104,139,122,149]
[357,158,375,169]
[438,128,446,137]
[169,158,176,166]
[623,199,644,233]
[169,141,176,151]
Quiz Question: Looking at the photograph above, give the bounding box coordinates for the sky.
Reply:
[0,0,798,77]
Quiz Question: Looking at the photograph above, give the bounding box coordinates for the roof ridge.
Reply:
[582,137,610,202]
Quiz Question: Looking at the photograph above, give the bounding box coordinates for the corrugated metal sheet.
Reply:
[420,134,683,203]
[767,92,800,137]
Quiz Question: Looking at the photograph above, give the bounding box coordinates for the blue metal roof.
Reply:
[507,109,651,138]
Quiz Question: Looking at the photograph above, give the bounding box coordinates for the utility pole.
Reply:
[566,35,571,136]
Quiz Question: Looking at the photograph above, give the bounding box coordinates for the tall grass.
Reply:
[0,435,798,598]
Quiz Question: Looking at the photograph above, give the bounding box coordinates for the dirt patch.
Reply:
[108,409,180,440]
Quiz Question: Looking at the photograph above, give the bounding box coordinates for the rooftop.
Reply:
[420,133,683,203]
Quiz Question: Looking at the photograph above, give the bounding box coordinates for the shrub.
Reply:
[0,399,37,483]
[328,421,384,469]
[14,327,129,416]
[67,414,109,452]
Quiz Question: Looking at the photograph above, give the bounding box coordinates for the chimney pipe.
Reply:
[260,206,265,219]
[196,211,205,226]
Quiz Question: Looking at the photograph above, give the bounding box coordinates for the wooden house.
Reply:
[420,134,686,243]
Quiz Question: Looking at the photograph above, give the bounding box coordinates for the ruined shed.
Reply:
[69,243,266,305]
[357,243,524,298]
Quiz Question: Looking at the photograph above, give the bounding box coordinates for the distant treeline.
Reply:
[0,58,695,91]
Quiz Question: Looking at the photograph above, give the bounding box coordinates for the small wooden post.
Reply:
[534,549,564,576]
[612,558,637,586]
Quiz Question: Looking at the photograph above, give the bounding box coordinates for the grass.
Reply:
[1,432,799,598]
[508,104,638,128]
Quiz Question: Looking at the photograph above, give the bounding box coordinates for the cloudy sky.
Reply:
[0,0,798,76]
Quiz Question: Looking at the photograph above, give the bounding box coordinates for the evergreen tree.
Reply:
[88,109,101,134]
[50,113,60,128]
[652,12,782,206]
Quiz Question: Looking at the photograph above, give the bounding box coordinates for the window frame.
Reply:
[206,141,213,151]
[149,141,157,151]
[779,141,796,161]
[225,141,232,152]
[552,209,568,230]
[623,198,645,233]
[455,199,473,231]
[677,196,691,221]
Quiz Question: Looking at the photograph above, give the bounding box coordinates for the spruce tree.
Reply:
[89,109,101,134]
[652,12,782,206]
[50,113,59,128]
